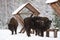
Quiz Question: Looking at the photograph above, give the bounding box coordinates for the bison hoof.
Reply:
[35,34,37,36]
[28,35,31,37]
[38,34,41,36]
[40,35,44,37]
[15,33,17,34]
[12,33,14,35]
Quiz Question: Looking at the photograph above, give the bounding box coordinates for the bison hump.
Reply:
[9,17,18,26]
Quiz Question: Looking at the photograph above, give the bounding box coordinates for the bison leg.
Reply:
[27,30,30,37]
[37,30,41,36]
[25,28,31,37]
[40,31,44,37]
[35,29,39,36]
[35,30,38,36]
[15,28,17,34]
[12,30,14,35]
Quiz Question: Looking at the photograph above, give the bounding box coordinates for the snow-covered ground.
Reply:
[0,27,60,40]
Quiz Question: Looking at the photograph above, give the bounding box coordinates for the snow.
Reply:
[12,2,40,15]
[0,28,60,40]
[12,3,28,15]
[45,0,58,3]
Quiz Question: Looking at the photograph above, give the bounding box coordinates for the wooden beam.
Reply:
[25,3,40,15]
[58,0,60,3]
[14,14,24,26]
[50,2,60,16]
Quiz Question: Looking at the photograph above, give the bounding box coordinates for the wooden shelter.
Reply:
[46,0,60,16]
[46,0,60,38]
[12,2,40,33]
[12,2,40,26]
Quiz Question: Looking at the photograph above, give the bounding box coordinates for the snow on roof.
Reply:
[45,0,58,3]
[12,2,40,15]
[12,3,28,15]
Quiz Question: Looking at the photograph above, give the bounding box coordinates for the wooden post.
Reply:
[46,29,59,38]
[19,27,25,33]
[14,14,24,26]
[58,0,60,2]
[54,29,57,38]
[54,29,59,38]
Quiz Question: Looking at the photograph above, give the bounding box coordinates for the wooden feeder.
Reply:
[12,2,40,33]
[46,0,60,16]
[46,0,60,38]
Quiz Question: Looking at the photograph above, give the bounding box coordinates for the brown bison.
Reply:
[8,17,18,35]
[32,17,52,36]
[24,16,52,37]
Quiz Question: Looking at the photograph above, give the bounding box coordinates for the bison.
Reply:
[32,17,52,36]
[8,17,18,35]
[24,16,52,37]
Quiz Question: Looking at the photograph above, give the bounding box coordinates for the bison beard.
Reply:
[24,16,52,37]
[8,17,18,35]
